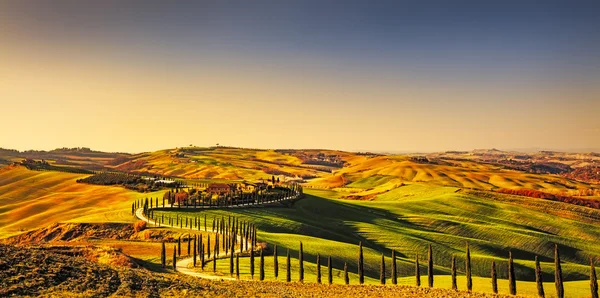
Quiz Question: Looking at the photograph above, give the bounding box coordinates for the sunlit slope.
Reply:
[114,147,361,180]
[0,166,159,237]
[155,186,600,285]
[308,155,594,194]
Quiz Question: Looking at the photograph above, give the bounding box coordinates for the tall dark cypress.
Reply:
[535,256,545,298]
[260,249,265,281]
[193,235,197,267]
[299,242,304,282]
[380,253,386,285]
[201,245,205,270]
[451,255,457,291]
[415,253,421,287]
[509,251,517,295]
[555,244,564,298]
[161,241,166,268]
[213,241,218,272]
[207,235,211,259]
[286,249,291,282]
[427,244,433,287]
[392,250,397,285]
[491,259,498,294]
[466,242,472,292]
[178,236,181,256]
[591,258,598,298]
[344,261,349,285]
[187,234,191,256]
[328,256,333,284]
[274,245,279,279]
[250,249,255,279]
[230,242,234,276]
[317,253,322,284]
[358,241,364,284]
[173,246,177,271]
[236,253,240,279]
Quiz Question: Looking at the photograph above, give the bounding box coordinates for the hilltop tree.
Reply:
[509,251,516,295]
[380,253,386,285]
[466,242,472,292]
[358,241,364,284]
[316,253,322,284]
[286,249,291,282]
[391,250,397,285]
[161,241,166,268]
[451,255,457,291]
[272,175,275,184]
[260,249,265,281]
[427,244,433,287]
[555,244,564,298]
[299,242,304,282]
[592,258,598,298]
[491,259,498,294]
[536,256,545,298]
[415,253,421,287]
[274,245,279,279]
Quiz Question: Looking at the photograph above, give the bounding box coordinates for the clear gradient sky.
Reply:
[1,1,599,153]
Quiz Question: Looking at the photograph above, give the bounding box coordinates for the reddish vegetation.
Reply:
[133,221,147,232]
[564,165,600,183]
[496,188,600,209]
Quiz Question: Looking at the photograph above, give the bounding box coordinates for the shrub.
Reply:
[133,221,147,232]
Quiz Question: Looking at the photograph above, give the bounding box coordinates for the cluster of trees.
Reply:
[564,165,600,184]
[153,183,303,209]
[78,172,164,192]
[20,159,93,174]
[497,188,600,209]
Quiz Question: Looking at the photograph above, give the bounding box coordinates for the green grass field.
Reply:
[155,186,600,297]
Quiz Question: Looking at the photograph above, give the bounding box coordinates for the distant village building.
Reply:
[207,183,232,195]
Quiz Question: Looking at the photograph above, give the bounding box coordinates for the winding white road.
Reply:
[135,193,300,279]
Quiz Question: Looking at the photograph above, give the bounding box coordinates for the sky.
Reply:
[0,0,599,153]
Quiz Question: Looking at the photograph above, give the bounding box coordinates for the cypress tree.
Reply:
[213,247,217,272]
[299,242,304,282]
[161,241,166,268]
[260,248,265,281]
[207,235,211,259]
[328,256,333,284]
[173,245,177,271]
[274,245,279,279]
[230,243,234,276]
[201,245,205,270]
[317,253,322,284]
[509,251,517,295]
[204,214,207,231]
[286,249,291,282]
[535,256,545,298]
[193,235,197,267]
[427,244,433,287]
[451,255,457,291]
[466,242,472,292]
[235,254,240,279]
[391,250,397,285]
[555,244,564,298]
[358,241,364,284]
[187,234,191,256]
[178,236,181,256]
[591,258,598,298]
[415,253,421,287]
[380,253,386,285]
[250,249,255,279]
[344,261,349,285]
[491,259,498,294]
